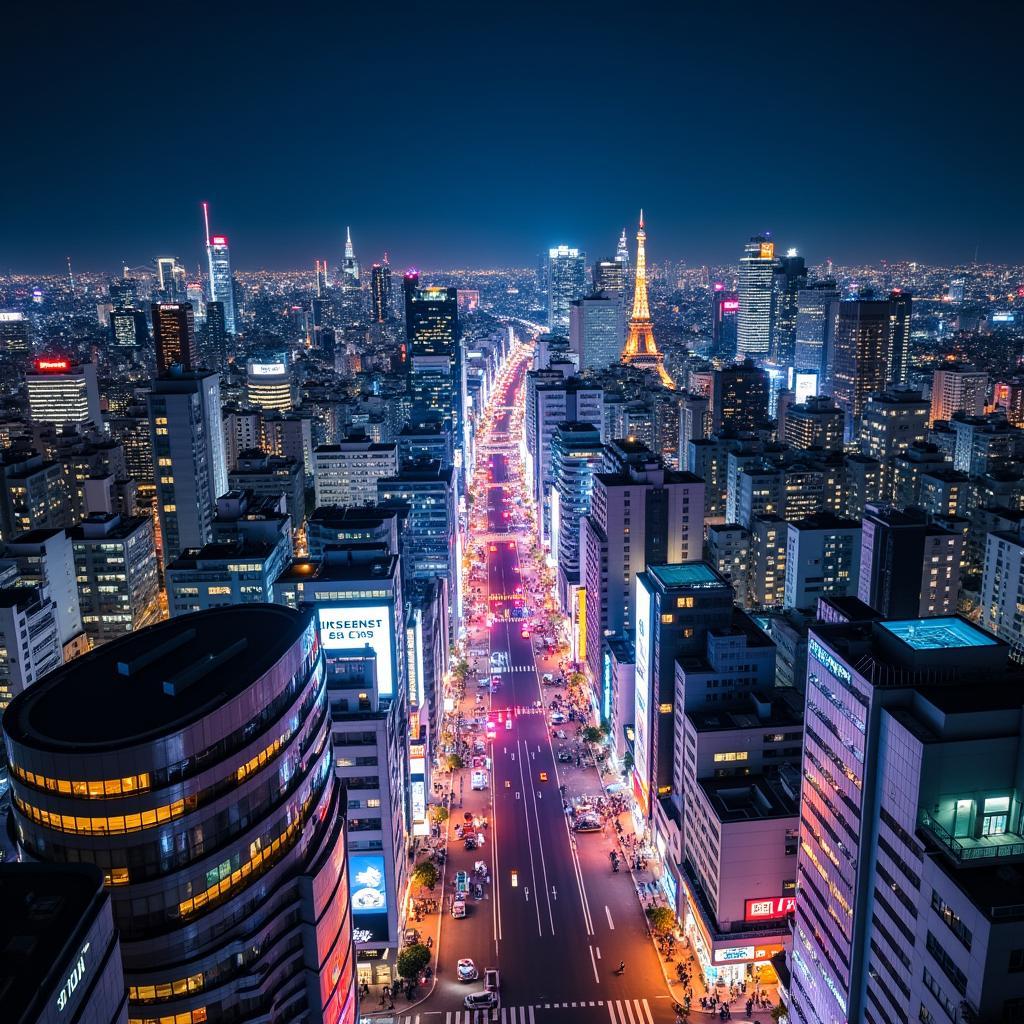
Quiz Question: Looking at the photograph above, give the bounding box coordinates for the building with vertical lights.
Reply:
[2,604,357,1024]
[929,363,988,426]
[793,280,839,377]
[370,259,392,323]
[770,251,807,365]
[26,358,102,428]
[547,245,588,334]
[245,352,294,412]
[710,286,739,360]
[204,211,237,335]
[737,235,776,358]
[828,298,892,437]
[151,303,198,374]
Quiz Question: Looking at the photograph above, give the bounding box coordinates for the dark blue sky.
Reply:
[3,2,1020,272]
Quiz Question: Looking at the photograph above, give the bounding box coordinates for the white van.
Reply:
[471,770,488,790]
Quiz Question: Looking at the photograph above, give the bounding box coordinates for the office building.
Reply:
[0,310,31,351]
[109,307,148,349]
[165,539,288,616]
[3,528,85,657]
[245,353,293,412]
[737,235,776,357]
[784,396,844,451]
[547,245,588,333]
[0,585,62,715]
[0,863,127,1024]
[580,440,704,685]
[569,292,625,370]
[710,286,739,360]
[707,522,749,600]
[770,251,807,365]
[859,388,930,463]
[3,605,357,1024]
[370,259,392,322]
[306,505,401,561]
[793,280,840,376]
[263,412,314,480]
[594,256,627,294]
[859,504,963,618]
[930,364,987,425]
[148,370,229,561]
[69,513,160,646]
[223,407,261,470]
[550,421,603,605]
[0,450,68,540]
[828,298,892,435]
[151,302,198,374]
[783,513,861,612]
[205,300,227,363]
[26,358,102,428]
[397,419,455,471]
[228,449,305,530]
[950,413,1020,476]
[204,219,237,334]
[314,436,398,508]
[711,359,769,434]
[918,468,972,519]
[887,289,912,386]
[747,514,788,609]
[790,616,1024,1024]
[406,286,462,447]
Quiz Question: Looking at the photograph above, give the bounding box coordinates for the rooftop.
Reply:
[647,562,726,590]
[698,772,798,823]
[3,605,312,752]
[878,617,997,651]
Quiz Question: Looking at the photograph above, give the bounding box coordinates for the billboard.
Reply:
[249,361,287,376]
[759,241,775,260]
[349,854,389,944]
[318,605,395,697]
[34,358,70,372]
[744,896,796,922]
[632,577,652,816]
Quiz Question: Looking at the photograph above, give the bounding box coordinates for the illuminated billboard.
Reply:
[34,358,71,372]
[318,605,395,697]
[349,854,389,944]
[744,896,796,922]
[249,361,287,376]
[721,300,739,313]
[632,576,652,816]
[759,242,775,260]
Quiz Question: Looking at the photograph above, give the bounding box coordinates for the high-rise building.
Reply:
[793,279,839,376]
[569,292,625,370]
[828,298,892,435]
[245,352,294,412]
[148,370,229,561]
[406,286,462,447]
[204,299,227,364]
[770,251,807,365]
[737,235,776,357]
[859,388,930,463]
[314,436,398,508]
[109,307,148,349]
[3,605,358,1024]
[340,225,360,288]
[783,396,844,450]
[202,207,237,335]
[929,363,988,425]
[0,310,31,351]
[783,512,861,612]
[154,256,185,299]
[710,286,739,359]
[151,302,197,374]
[790,616,1024,1024]
[711,358,769,434]
[166,538,288,616]
[594,257,627,294]
[547,245,588,333]
[229,450,305,529]
[0,585,62,715]
[858,503,963,619]
[26,358,102,428]
[0,450,68,540]
[887,288,912,386]
[370,258,392,323]
[620,213,673,386]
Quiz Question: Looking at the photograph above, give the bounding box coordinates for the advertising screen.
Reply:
[744,896,796,921]
[632,578,652,815]
[318,605,395,697]
[349,854,389,944]
[249,361,287,376]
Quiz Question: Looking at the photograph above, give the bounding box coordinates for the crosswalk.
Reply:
[384,1000,655,1024]
[511,705,545,715]
[491,665,536,675]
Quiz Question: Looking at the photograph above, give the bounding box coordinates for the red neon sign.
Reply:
[34,358,70,372]
[211,235,227,246]
[744,896,795,921]
[722,300,739,312]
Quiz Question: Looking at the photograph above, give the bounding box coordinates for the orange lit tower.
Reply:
[621,211,673,387]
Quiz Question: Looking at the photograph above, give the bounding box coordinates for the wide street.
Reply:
[383,348,681,1024]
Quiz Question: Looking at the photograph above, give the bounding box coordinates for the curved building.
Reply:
[3,604,357,1024]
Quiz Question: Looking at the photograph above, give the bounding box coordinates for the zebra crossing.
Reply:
[491,665,536,675]
[511,705,545,715]
[385,999,656,1024]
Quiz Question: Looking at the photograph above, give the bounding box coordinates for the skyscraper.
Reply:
[26,358,102,428]
[151,302,197,374]
[887,288,912,386]
[340,225,360,288]
[406,286,462,448]
[202,203,237,335]
[594,257,627,294]
[2,605,358,1024]
[770,250,807,365]
[929,363,988,425]
[828,298,892,435]
[620,212,673,386]
[794,279,840,375]
[711,358,769,433]
[737,235,776,357]
[569,292,625,370]
[370,257,392,322]
[710,285,739,359]
[546,245,588,333]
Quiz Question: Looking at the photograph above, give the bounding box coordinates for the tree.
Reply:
[443,753,464,772]
[452,658,470,682]
[646,905,676,937]
[429,804,449,824]
[396,943,431,981]
[411,861,439,891]
[622,751,635,773]
[770,1004,787,1023]
[582,726,605,745]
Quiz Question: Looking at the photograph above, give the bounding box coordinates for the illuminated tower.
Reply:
[341,225,360,288]
[203,202,237,334]
[620,212,673,387]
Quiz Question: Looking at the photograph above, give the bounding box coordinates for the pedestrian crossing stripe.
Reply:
[491,666,536,674]
[512,706,545,715]
[421,1000,653,1024]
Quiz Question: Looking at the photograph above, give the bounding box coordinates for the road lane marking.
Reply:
[623,1000,638,1024]
[606,1003,618,1024]
[528,1010,535,1024]
[595,945,601,958]
[515,740,543,935]
[639,999,655,1024]
[605,905,615,930]
[590,943,601,984]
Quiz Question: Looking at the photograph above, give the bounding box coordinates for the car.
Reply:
[473,740,485,754]
[489,543,497,552]
[452,901,467,919]
[471,770,488,790]
[551,712,566,724]
[520,628,530,638]
[457,958,478,982]
[484,968,500,992]
[539,771,548,782]
[455,871,469,892]
[505,718,512,730]
[491,674,501,685]
[574,816,602,832]
[477,676,490,687]
[464,992,498,1010]
[485,722,496,739]
[557,751,571,762]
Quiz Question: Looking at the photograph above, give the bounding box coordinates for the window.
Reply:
[1009,948,1024,973]
[677,596,694,608]
[713,751,748,763]
[661,613,673,624]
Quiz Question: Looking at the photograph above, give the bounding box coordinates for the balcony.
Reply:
[918,811,1024,864]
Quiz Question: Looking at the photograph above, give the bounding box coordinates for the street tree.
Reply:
[646,905,676,937]
[411,861,439,891]
[396,943,431,981]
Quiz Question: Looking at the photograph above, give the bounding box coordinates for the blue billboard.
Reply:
[349,854,389,945]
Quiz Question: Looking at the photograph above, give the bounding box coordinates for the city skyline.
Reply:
[3,4,1021,272]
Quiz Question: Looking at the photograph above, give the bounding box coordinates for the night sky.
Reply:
[4,2,1020,273]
